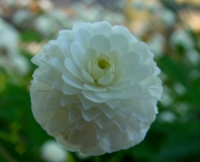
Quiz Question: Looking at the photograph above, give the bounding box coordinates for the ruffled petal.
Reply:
[113,25,137,43]
[129,42,149,62]
[119,51,140,75]
[81,108,102,121]
[68,106,82,123]
[102,124,123,146]
[82,90,105,103]
[62,73,85,89]
[77,94,99,110]
[64,58,84,81]
[73,22,93,32]
[57,36,72,58]
[98,74,114,85]
[48,57,66,74]
[61,94,79,106]
[93,21,113,36]
[94,89,125,100]
[47,109,67,133]
[62,83,81,95]
[84,83,106,92]
[94,114,114,129]
[109,33,129,53]
[73,28,92,50]
[89,34,111,54]
[71,42,86,69]
[81,69,94,83]
[59,30,72,38]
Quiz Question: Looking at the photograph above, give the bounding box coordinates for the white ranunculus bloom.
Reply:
[30,21,162,155]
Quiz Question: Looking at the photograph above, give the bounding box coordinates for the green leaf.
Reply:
[20,30,43,42]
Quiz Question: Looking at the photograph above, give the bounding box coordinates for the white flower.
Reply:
[41,140,67,162]
[30,21,162,155]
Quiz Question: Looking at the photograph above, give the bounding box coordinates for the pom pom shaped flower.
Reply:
[30,21,162,155]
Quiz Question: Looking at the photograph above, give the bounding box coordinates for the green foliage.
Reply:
[20,30,43,43]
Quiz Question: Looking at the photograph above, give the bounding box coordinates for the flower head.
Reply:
[30,21,162,155]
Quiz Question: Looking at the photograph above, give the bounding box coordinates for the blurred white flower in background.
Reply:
[161,85,173,107]
[173,82,187,96]
[70,2,126,25]
[186,49,200,65]
[0,18,29,77]
[161,9,176,27]
[159,110,176,123]
[41,140,68,162]
[147,33,166,57]
[71,3,101,22]
[170,29,194,50]
[30,21,162,155]
[34,10,69,36]
[0,18,19,48]
[198,40,200,49]
[159,72,168,82]
[190,69,200,80]
[174,102,190,122]
[103,11,126,25]
[12,9,34,27]
[34,15,54,36]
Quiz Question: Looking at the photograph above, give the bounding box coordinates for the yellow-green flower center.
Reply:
[98,58,110,69]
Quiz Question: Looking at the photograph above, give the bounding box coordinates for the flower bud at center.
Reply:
[98,58,110,69]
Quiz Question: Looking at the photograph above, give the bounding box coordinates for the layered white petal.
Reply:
[89,35,111,54]
[93,21,113,36]
[109,33,129,53]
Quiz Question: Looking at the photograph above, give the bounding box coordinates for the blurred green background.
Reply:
[0,0,200,161]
